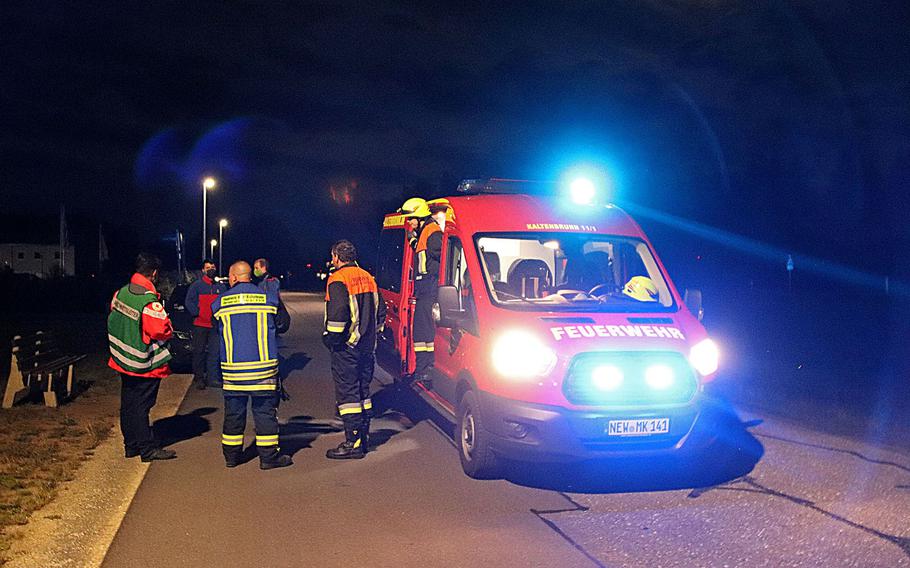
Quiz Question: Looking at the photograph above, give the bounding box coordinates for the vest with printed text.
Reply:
[107,285,172,374]
[212,283,280,395]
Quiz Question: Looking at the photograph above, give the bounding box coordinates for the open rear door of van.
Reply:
[377,220,416,378]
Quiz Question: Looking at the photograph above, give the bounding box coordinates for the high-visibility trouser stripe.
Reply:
[222,369,279,381]
[363,398,373,411]
[256,435,279,447]
[338,403,363,416]
[223,384,277,391]
[222,314,234,364]
[222,359,278,370]
[222,434,244,446]
[414,342,434,352]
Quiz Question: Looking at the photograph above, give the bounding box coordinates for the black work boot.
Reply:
[259,447,293,470]
[141,448,177,462]
[361,417,371,453]
[326,421,365,460]
[223,447,242,468]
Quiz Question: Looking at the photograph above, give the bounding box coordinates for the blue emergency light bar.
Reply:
[455,178,557,195]
[456,176,601,206]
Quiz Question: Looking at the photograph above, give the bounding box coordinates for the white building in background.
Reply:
[0,243,75,278]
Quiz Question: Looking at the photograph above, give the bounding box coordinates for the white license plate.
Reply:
[607,418,670,437]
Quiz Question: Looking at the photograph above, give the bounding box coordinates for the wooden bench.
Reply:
[3,331,87,408]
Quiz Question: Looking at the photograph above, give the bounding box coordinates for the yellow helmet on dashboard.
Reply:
[400,197,431,218]
[622,276,658,302]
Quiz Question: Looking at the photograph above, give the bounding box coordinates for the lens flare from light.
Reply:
[592,365,624,391]
[491,331,556,379]
[689,338,720,376]
[645,364,675,390]
[569,177,596,205]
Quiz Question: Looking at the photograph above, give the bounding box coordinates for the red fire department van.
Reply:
[376,179,720,478]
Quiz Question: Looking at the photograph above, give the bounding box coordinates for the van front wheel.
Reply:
[457,390,499,479]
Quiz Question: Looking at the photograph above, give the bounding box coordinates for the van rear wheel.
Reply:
[457,390,499,479]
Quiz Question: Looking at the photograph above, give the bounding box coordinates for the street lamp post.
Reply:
[202,177,216,261]
[210,239,217,259]
[218,219,228,276]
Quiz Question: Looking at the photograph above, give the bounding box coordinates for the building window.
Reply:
[17,252,24,260]
[34,252,42,260]
[54,252,61,259]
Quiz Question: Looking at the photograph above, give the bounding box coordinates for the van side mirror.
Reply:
[437,285,465,329]
[684,288,704,322]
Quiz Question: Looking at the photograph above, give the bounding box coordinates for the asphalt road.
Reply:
[102,293,910,568]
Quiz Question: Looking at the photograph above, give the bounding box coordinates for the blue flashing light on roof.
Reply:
[569,177,596,205]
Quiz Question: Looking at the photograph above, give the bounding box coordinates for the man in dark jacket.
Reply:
[185,259,226,389]
[213,261,292,470]
[323,240,386,459]
[254,258,281,296]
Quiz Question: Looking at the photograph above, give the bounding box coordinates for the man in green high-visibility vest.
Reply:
[107,253,177,462]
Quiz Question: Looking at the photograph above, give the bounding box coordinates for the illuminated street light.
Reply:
[218,219,228,276]
[201,177,217,261]
[210,239,217,258]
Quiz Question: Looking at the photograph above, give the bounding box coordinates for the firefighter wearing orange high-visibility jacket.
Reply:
[400,197,443,388]
[212,261,292,470]
[323,240,386,459]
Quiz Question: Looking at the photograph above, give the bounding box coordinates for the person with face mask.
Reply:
[185,258,227,389]
[254,258,280,296]
[107,253,177,461]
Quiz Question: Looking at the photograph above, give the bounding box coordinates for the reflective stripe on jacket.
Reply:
[414,221,442,279]
[324,263,386,351]
[212,282,280,395]
[107,273,173,378]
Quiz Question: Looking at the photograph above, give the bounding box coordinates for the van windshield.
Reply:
[475,233,676,312]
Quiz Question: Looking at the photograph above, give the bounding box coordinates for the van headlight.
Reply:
[689,338,720,376]
[491,330,556,379]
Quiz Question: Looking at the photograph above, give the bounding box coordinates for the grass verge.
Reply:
[0,314,119,564]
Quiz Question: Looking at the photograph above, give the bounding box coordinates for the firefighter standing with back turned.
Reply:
[400,197,443,388]
[323,240,385,459]
[212,261,292,470]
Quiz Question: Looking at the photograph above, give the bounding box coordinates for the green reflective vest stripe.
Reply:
[107,284,171,373]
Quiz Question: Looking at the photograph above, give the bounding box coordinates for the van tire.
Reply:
[457,390,499,479]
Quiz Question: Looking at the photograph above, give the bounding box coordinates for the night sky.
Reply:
[3,2,909,281]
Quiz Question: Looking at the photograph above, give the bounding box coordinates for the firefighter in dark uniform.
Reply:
[323,240,386,459]
[400,197,443,388]
[212,261,292,470]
